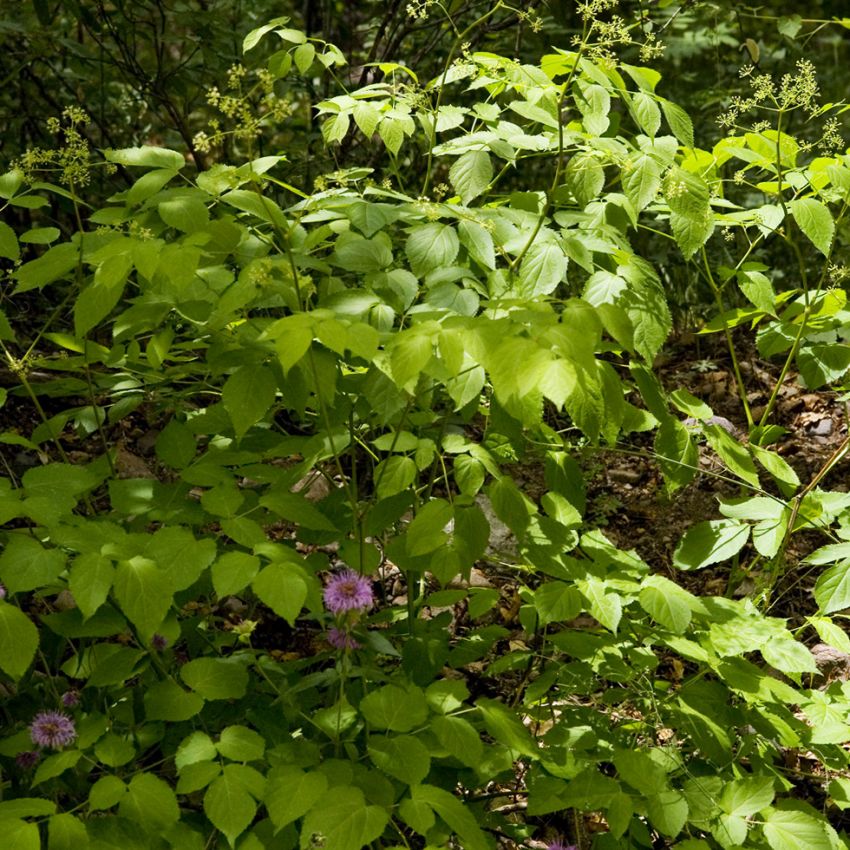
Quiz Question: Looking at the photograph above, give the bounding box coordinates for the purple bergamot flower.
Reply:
[323,570,374,614]
[327,627,361,651]
[60,690,80,708]
[29,711,76,749]
[15,751,40,769]
[151,633,169,651]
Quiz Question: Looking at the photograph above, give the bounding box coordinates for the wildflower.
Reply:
[327,627,361,651]
[29,711,76,749]
[547,842,577,850]
[15,751,40,769]
[151,634,169,651]
[0,583,6,600]
[323,570,374,614]
[60,690,80,708]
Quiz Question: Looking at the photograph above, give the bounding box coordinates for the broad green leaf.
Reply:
[449,150,492,203]
[0,800,56,819]
[368,734,431,785]
[211,551,260,597]
[673,520,750,570]
[89,775,127,810]
[360,683,428,732]
[518,239,568,297]
[0,601,38,679]
[3,820,40,850]
[430,715,483,768]
[0,535,66,592]
[623,154,662,212]
[565,152,605,206]
[476,698,538,758]
[294,42,316,73]
[222,364,277,439]
[181,657,248,700]
[576,83,610,135]
[204,766,258,847]
[260,488,338,531]
[815,561,850,614]
[176,732,217,770]
[299,786,388,850]
[655,417,698,490]
[533,581,582,625]
[104,146,185,169]
[614,750,669,794]
[639,574,692,632]
[375,456,417,499]
[34,751,82,785]
[720,776,775,817]
[0,220,19,260]
[252,562,308,626]
[112,556,172,634]
[660,98,694,147]
[266,766,328,831]
[631,90,661,136]
[126,168,178,205]
[703,423,760,487]
[763,808,834,850]
[13,242,78,292]
[159,196,209,233]
[797,344,850,389]
[411,784,494,850]
[155,419,196,468]
[47,813,87,850]
[333,232,393,272]
[76,255,129,335]
[790,197,834,256]
[406,223,459,277]
[216,726,265,762]
[69,553,114,620]
[576,576,622,632]
[458,220,495,270]
[406,498,453,556]
[119,773,179,831]
[647,789,688,837]
[750,444,799,495]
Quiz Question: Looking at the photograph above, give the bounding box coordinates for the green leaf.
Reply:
[449,150,492,203]
[614,750,669,794]
[176,732,217,771]
[458,220,495,270]
[47,813,88,850]
[431,716,483,768]
[294,42,316,73]
[0,601,38,679]
[260,488,338,531]
[576,576,622,632]
[94,733,135,767]
[126,168,178,205]
[222,364,277,439]
[104,146,185,170]
[360,683,428,732]
[631,91,661,136]
[0,220,20,260]
[204,766,258,847]
[252,561,308,626]
[518,240,568,297]
[34,751,82,785]
[333,232,393,272]
[406,499,453,557]
[763,808,834,850]
[576,83,610,135]
[798,344,850,389]
[790,197,834,256]
[159,196,209,233]
[411,784,494,850]
[406,223,459,277]
[69,553,114,620]
[119,773,179,832]
[13,242,79,292]
[660,98,694,147]
[673,520,750,570]
[0,535,66,592]
[212,551,260,597]
[720,776,775,817]
[477,698,538,758]
[112,556,173,634]
[533,581,582,626]
[155,419,196,469]
[300,787,388,850]
[368,734,431,785]
[217,726,265,762]
[646,789,688,837]
[88,775,127,810]
[623,154,662,212]
[181,657,248,700]
[778,14,802,38]
[639,574,692,632]
[565,152,605,207]
[815,561,850,614]
[2,820,40,850]
[266,766,328,831]
[703,423,760,487]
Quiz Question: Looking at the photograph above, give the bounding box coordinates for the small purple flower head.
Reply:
[151,634,169,651]
[15,751,40,769]
[0,583,6,600]
[60,690,80,708]
[327,627,361,651]
[29,711,76,749]
[323,570,374,614]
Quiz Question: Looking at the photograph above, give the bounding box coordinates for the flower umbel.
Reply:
[323,570,374,614]
[29,711,77,749]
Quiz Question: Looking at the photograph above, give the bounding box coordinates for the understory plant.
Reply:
[4,4,850,849]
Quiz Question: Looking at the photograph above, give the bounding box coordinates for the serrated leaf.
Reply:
[368,734,431,785]
[406,223,459,277]
[253,562,307,626]
[0,601,38,679]
[69,553,114,620]
[222,364,277,439]
[299,786,388,850]
[631,91,661,137]
[576,576,622,632]
[430,715,483,767]
[112,557,172,634]
[181,657,248,700]
[673,520,750,569]
[518,240,567,297]
[763,808,834,850]
[639,574,692,632]
[204,767,257,847]
[360,684,428,732]
[623,154,661,212]
[660,99,694,147]
[815,560,850,614]
[0,220,19,260]
[411,784,493,850]
[266,766,328,831]
[791,197,834,256]
[449,150,492,203]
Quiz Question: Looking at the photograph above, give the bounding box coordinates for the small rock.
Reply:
[608,467,642,484]
[810,418,834,437]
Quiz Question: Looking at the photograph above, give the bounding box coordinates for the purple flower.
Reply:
[29,711,76,749]
[60,690,80,708]
[327,627,361,651]
[323,570,374,614]
[151,634,169,651]
[0,583,6,600]
[15,751,40,769]
[547,842,576,850]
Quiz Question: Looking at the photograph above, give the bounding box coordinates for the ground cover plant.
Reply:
[5,2,850,849]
